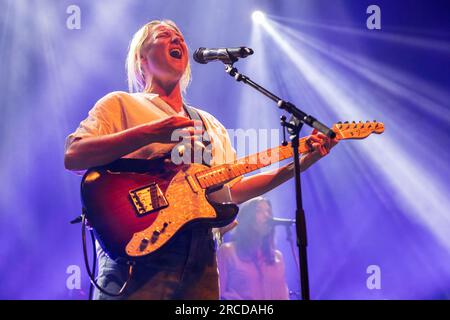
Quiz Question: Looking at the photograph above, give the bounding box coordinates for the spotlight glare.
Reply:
[252,11,266,24]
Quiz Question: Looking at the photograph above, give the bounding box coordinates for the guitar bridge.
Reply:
[129,183,168,216]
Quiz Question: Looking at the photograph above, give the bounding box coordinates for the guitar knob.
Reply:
[139,238,150,251]
[150,230,160,243]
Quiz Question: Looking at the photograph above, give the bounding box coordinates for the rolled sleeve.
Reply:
[64,92,122,152]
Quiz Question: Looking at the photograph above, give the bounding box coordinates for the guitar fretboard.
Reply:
[195,139,310,189]
[194,120,384,189]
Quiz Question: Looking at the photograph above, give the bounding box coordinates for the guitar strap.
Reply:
[183,105,212,166]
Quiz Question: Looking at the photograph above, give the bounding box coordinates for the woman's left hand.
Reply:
[300,129,339,170]
[306,129,339,157]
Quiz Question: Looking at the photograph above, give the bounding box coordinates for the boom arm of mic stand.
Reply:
[224,64,335,138]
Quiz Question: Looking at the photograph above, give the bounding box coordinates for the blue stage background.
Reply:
[0,0,449,299]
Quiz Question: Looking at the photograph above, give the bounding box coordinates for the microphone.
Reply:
[269,217,296,227]
[193,47,254,64]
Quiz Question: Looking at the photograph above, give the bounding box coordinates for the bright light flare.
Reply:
[252,11,266,24]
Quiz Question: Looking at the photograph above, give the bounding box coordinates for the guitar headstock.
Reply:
[333,121,384,140]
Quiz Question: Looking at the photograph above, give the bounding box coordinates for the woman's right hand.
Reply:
[65,115,203,171]
[147,115,203,144]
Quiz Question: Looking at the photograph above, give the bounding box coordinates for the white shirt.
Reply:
[65,90,242,200]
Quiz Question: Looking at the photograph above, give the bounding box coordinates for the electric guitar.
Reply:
[81,121,384,261]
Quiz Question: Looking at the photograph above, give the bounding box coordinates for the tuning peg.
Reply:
[373,120,377,122]
[366,120,370,123]
[344,121,349,124]
[352,121,356,123]
[337,121,342,124]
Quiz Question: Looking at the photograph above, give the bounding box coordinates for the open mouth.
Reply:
[169,48,182,59]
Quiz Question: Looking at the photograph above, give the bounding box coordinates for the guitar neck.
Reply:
[194,120,384,189]
[195,139,310,189]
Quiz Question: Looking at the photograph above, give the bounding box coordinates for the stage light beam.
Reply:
[258,20,450,254]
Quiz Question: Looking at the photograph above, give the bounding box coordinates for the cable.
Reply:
[81,211,134,298]
[88,230,96,300]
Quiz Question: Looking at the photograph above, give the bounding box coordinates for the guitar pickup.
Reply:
[129,183,168,216]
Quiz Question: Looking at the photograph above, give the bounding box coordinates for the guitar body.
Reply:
[81,158,238,261]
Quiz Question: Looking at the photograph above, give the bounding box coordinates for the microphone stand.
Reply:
[284,222,300,281]
[223,64,334,300]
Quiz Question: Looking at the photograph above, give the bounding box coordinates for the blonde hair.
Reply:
[126,20,191,93]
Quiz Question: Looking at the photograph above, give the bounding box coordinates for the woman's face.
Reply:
[142,24,188,86]
[253,201,273,237]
